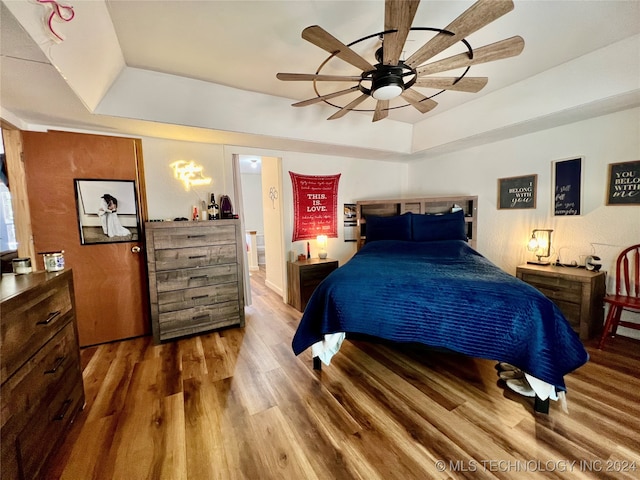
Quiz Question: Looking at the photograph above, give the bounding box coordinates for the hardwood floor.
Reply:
[46,267,640,479]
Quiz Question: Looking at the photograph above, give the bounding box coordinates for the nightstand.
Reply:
[287,258,339,312]
[516,264,606,340]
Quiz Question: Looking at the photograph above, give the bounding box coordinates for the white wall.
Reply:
[141,138,230,220]
[260,156,285,295]
[407,107,640,338]
[240,172,264,234]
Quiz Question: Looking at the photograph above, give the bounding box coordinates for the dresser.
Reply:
[1,270,85,480]
[516,264,606,340]
[145,220,245,343]
[287,258,339,312]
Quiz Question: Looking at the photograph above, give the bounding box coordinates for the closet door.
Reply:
[22,130,150,346]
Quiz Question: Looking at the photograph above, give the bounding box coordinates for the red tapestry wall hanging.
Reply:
[289,172,340,241]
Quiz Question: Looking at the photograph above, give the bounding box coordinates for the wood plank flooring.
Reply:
[46,267,640,479]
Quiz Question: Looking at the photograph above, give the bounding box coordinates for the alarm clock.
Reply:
[585,255,602,271]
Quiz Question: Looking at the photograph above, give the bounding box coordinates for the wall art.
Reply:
[607,160,640,205]
[289,172,340,241]
[497,174,537,210]
[74,179,140,245]
[553,157,582,215]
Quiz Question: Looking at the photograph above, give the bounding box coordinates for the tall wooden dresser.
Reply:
[1,270,85,480]
[145,220,246,343]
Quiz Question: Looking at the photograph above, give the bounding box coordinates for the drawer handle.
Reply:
[189,275,209,281]
[192,314,210,321]
[187,235,206,239]
[37,310,61,325]
[188,255,207,259]
[191,294,209,300]
[53,398,73,421]
[44,356,66,375]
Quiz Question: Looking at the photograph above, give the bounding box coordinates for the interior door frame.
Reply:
[1,121,36,262]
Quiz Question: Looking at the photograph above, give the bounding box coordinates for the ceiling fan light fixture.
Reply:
[276,0,524,121]
[372,83,403,100]
[371,74,404,100]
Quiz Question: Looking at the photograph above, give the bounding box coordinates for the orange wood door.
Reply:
[22,130,149,346]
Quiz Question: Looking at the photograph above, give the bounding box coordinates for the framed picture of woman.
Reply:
[74,179,141,245]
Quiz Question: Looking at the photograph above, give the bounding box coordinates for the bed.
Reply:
[291,209,589,413]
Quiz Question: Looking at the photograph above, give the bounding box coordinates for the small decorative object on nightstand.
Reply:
[287,258,338,312]
[516,264,606,340]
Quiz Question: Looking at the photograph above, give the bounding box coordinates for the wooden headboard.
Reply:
[355,195,478,250]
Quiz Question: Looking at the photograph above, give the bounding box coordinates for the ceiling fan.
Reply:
[276,0,524,122]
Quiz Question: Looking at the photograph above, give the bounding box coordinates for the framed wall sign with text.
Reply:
[553,157,582,215]
[498,174,537,210]
[607,160,640,205]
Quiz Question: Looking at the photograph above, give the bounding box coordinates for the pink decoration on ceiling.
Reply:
[37,0,75,42]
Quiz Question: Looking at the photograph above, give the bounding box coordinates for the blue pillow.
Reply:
[365,213,412,243]
[411,210,467,242]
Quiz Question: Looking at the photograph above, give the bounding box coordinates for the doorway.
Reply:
[238,154,285,300]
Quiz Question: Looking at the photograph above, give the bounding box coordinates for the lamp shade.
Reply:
[316,235,328,259]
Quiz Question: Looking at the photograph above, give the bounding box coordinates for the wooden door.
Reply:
[22,130,149,346]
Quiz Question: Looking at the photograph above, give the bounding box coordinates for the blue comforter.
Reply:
[292,240,588,390]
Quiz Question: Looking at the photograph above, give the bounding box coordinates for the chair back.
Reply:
[613,244,640,298]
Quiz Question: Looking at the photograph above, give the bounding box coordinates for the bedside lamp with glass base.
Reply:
[527,229,553,265]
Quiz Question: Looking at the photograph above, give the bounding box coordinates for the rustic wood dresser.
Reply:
[1,270,84,480]
[145,220,245,343]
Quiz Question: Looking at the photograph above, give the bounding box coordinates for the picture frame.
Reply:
[497,174,537,210]
[553,157,583,215]
[606,160,640,205]
[74,179,141,245]
[343,203,357,242]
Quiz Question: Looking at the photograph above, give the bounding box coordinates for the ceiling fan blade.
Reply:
[373,100,390,122]
[277,73,362,82]
[401,89,437,113]
[405,0,515,68]
[416,36,524,76]
[327,94,369,120]
[383,0,420,65]
[413,76,488,93]
[302,25,375,71]
[292,86,361,107]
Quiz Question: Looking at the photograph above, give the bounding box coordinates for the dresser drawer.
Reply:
[156,264,238,292]
[300,264,338,286]
[154,244,237,271]
[1,322,79,432]
[518,273,582,303]
[151,225,237,249]
[158,283,239,313]
[16,376,84,480]
[1,281,72,384]
[553,299,581,330]
[158,301,241,340]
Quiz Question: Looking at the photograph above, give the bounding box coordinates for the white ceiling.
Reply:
[1,0,639,160]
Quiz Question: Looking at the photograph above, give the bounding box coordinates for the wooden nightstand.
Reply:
[516,264,606,340]
[287,258,339,312]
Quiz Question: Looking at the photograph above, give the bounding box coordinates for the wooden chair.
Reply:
[598,244,640,349]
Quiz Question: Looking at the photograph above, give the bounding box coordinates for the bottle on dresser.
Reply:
[208,193,220,220]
